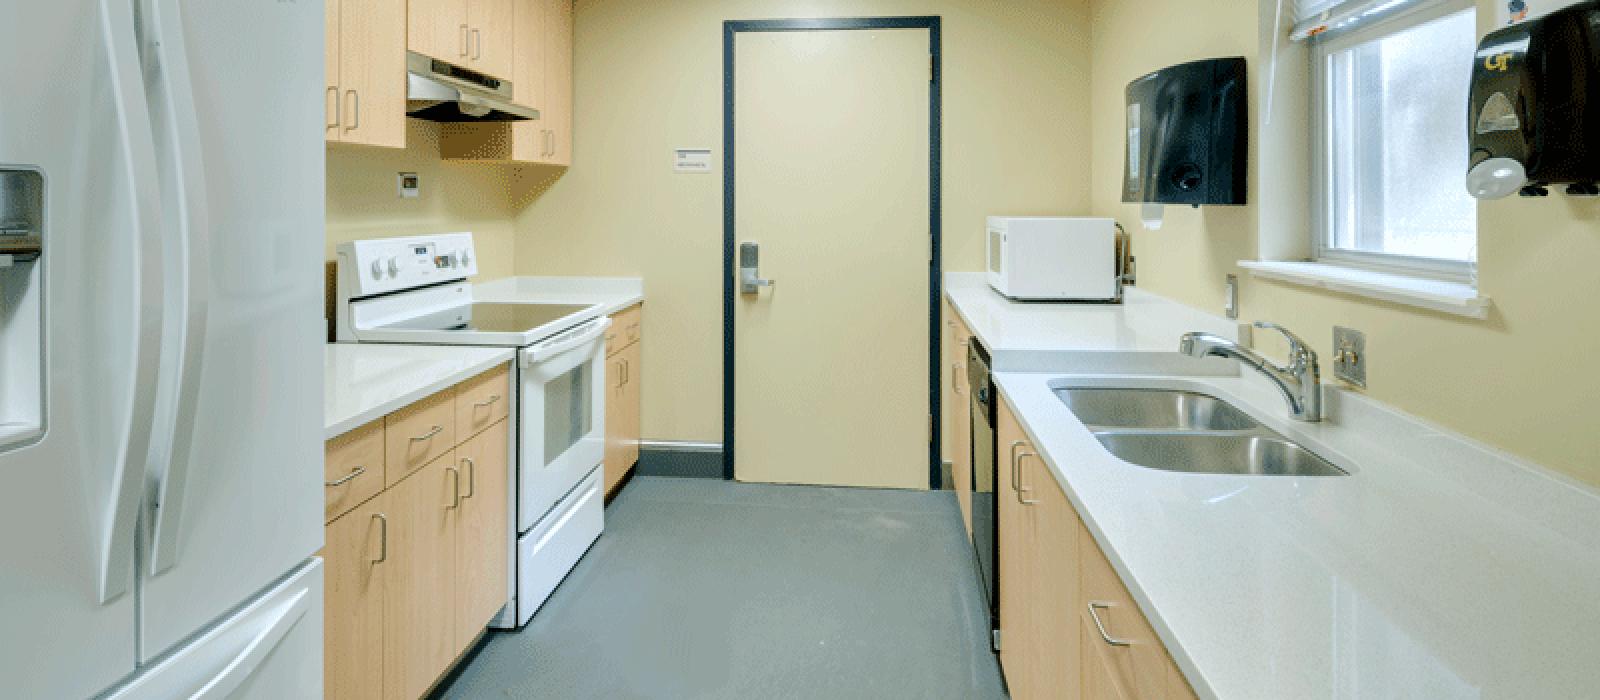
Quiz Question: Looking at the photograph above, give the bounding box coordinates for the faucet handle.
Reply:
[1252,321,1314,365]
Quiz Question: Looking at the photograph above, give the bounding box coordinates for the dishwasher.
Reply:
[967,339,999,650]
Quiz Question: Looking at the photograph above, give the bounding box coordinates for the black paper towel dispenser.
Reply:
[1467,0,1600,198]
[1122,57,1247,206]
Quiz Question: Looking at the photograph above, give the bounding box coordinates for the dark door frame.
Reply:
[721,17,943,487]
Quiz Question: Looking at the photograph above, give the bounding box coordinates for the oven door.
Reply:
[517,316,611,532]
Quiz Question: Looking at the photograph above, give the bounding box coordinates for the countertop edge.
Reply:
[324,348,516,441]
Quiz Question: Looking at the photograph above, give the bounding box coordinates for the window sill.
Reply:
[1237,260,1491,319]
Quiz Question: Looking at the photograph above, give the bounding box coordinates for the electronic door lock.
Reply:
[738,241,775,294]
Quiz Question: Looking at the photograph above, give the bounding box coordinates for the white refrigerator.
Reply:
[0,0,325,698]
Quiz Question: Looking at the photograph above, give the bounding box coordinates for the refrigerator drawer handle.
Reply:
[410,425,443,442]
[324,466,366,487]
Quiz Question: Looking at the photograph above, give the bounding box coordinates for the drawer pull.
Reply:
[410,425,443,442]
[372,513,388,563]
[325,466,366,487]
[461,457,476,499]
[1087,601,1132,647]
[473,394,502,409]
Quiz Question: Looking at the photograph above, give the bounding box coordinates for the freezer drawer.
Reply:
[105,558,323,700]
[514,467,604,626]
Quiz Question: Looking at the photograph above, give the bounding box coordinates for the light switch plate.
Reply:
[1333,326,1367,388]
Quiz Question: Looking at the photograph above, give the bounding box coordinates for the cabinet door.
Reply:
[951,319,972,535]
[408,0,470,65]
[323,495,388,700]
[340,0,407,148]
[603,349,629,496]
[1079,527,1168,700]
[619,340,643,469]
[324,0,341,143]
[1031,470,1082,699]
[384,455,459,700]
[996,397,1034,697]
[468,0,515,80]
[506,0,547,162]
[454,421,510,654]
[541,0,573,165]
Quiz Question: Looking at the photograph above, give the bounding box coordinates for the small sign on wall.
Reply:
[674,148,713,173]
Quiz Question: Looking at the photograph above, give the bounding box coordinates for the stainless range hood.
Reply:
[406,52,538,122]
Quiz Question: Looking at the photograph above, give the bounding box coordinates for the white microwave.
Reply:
[985,216,1119,301]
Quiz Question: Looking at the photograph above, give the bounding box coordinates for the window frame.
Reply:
[1309,0,1479,285]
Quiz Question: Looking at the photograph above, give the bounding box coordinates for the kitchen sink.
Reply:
[1092,433,1346,477]
[1055,385,1348,477]
[1054,388,1260,431]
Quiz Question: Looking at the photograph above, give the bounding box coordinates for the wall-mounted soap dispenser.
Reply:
[1466,0,1600,198]
[0,168,44,450]
[1122,57,1248,207]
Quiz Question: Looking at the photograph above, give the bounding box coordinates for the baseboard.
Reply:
[637,441,724,479]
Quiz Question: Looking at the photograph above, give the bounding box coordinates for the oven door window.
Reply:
[543,359,593,464]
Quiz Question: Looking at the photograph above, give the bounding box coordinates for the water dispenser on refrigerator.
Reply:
[0,168,44,449]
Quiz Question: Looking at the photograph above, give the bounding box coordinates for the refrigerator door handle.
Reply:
[96,0,168,605]
[144,0,214,577]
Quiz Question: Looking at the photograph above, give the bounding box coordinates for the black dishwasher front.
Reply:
[967,339,998,650]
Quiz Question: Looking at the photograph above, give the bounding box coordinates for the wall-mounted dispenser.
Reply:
[1122,56,1248,209]
[1467,0,1600,198]
[0,168,44,450]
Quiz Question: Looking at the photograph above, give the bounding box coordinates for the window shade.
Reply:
[1290,0,1449,41]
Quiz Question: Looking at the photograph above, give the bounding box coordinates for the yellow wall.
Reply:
[327,121,517,281]
[512,0,1096,443]
[1088,0,1600,487]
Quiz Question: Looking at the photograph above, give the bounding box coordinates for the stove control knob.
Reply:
[386,257,400,276]
[369,259,382,280]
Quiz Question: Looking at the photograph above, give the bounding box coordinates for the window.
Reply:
[1311,2,1478,279]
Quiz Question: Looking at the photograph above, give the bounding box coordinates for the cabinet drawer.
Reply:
[1080,528,1192,699]
[606,303,642,357]
[385,388,457,486]
[325,419,385,523]
[455,363,510,438]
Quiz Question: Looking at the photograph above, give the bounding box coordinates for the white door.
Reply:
[0,1,157,695]
[135,0,326,660]
[732,28,932,489]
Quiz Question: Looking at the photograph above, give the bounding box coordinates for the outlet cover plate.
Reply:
[1333,326,1367,388]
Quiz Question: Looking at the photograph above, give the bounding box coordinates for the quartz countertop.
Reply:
[472,275,643,316]
[947,273,1600,699]
[324,344,515,439]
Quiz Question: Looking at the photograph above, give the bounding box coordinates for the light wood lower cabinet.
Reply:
[603,303,643,498]
[324,364,512,700]
[996,393,1197,700]
[945,303,974,535]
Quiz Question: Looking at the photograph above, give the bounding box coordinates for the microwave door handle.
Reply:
[521,317,612,366]
[95,0,168,604]
[145,0,215,577]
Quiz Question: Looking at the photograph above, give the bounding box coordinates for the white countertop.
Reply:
[945,273,1239,374]
[948,275,1600,699]
[324,344,515,439]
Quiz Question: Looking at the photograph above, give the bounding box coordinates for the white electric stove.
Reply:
[336,232,607,627]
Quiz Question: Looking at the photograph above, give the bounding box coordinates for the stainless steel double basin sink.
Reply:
[1054,387,1347,477]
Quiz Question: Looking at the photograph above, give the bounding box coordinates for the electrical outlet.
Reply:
[1333,326,1367,388]
[397,172,420,198]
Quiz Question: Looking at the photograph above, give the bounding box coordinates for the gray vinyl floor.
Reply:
[433,476,1007,700]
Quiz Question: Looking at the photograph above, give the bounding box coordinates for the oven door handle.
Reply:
[522,317,612,366]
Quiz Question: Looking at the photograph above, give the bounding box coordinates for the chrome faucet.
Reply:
[1179,322,1322,422]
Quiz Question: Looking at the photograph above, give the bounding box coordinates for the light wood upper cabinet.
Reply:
[409,0,514,80]
[604,303,642,498]
[323,494,387,700]
[439,0,574,165]
[383,455,459,700]
[539,0,573,165]
[408,0,471,66]
[326,0,407,148]
[452,420,510,655]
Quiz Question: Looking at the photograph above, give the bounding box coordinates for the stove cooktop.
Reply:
[378,302,595,334]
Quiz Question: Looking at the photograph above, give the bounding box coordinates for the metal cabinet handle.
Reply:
[325,466,366,487]
[1008,440,1026,493]
[372,513,388,563]
[325,86,339,129]
[474,394,501,409]
[622,358,630,385]
[1017,451,1040,505]
[953,362,965,395]
[1087,602,1132,646]
[461,457,476,499]
[410,425,443,442]
[459,24,469,56]
[445,466,461,509]
[471,28,481,59]
[344,89,359,131]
